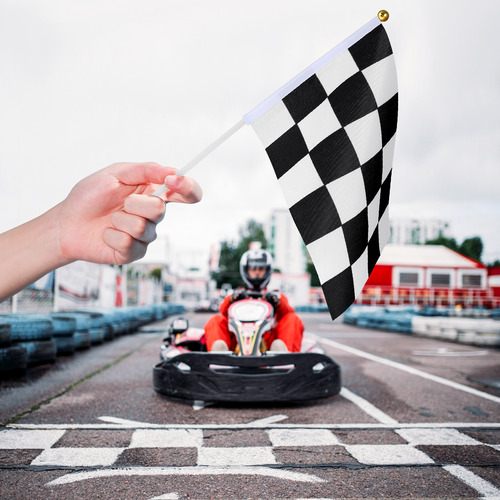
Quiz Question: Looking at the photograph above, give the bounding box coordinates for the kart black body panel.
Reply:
[153,351,341,402]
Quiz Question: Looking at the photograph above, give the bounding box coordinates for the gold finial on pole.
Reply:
[378,10,389,22]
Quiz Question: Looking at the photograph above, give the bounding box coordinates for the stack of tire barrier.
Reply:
[1,314,57,367]
[343,305,500,346]
[0,319,27,374]
[411,315,500,346]
[50,314,77,355]
[0,302,185,377]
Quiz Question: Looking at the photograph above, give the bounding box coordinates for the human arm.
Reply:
[0,162,202,302]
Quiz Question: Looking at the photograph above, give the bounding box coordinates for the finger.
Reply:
[123,194,166,223]
[102,227,148,264]
[111,211,158,244]
[164,175,203,204]
[109,162,178,187]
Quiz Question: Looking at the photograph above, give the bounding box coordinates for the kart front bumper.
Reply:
[152,352,341,402]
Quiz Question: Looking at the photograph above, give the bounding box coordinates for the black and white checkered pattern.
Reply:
[250,23,398,320]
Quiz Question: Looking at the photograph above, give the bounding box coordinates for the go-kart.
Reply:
[152,292,341,402]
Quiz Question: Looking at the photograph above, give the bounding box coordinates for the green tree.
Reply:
[459,237,483,262]
[425,236,459,252]
[306,260,321,287]
[211,219,268,289]
[149,267,162,281]
[425,235,484,263]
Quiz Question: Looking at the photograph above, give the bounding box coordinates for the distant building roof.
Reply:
[378,245,484,269]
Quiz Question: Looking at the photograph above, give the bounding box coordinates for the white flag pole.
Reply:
[152,119,246,197]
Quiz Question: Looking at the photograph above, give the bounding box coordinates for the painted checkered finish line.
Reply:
[1,424,499,475]
[250,22,398,320]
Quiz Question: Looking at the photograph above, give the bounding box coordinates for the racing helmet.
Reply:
[239,249,273,290]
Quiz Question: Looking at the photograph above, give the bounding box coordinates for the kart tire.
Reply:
[17,339,57,366]
[74,331,91,350]
[54,335,75,356]
[4,315,54,341]
[0,345,28,374]
[89,327,105,345]
[52,312,91,332]
[102,325,114,341]
[0,322,12,347]
[50,314,77,335]
[78,310,116,340]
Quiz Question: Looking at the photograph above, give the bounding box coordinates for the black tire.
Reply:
[76,311,104,329]
[54,335,75,355]
[3,314,54,341]
[74,331,91,350]
[102,325,115,341]
[0,345,27,374]
[16,340,57,366]
[89,327,105,345]
[0,321,12,347]
[49,314,77,335]
[52,312,91,332]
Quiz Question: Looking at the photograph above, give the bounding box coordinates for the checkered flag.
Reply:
[152,14,397,320]
[244,18,398,320]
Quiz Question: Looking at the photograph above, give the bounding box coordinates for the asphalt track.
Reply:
[0,312,499,499]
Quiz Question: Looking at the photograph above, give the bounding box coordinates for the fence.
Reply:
[355,285,500,310]
[0,264,163,315]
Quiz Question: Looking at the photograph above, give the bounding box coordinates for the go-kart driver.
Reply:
[204,249,304,352]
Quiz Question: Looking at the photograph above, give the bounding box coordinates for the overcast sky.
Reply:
[1,0,499,271]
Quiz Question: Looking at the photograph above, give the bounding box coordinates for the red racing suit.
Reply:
[204,291,304,352]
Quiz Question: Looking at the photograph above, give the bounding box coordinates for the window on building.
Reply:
[399,272,419,286]
[462,274,482,287]
[430,273,451,287]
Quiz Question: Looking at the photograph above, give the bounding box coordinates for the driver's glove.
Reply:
[231,288,248,303]
[264,291,281,308]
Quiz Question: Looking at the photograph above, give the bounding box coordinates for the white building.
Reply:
[389,218,451,246]
[268,209,306,274]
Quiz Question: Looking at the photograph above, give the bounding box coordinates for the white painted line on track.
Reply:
[345,444,435,465]
[340,387,399,425]
[396,428,482,446]
[268,428,339,447]
[129,429,203,448]
[0,429,65,449]
[99,416,159,427]
[198,446,276,466]
[9,421,500,430]
[411,348,489,357]
[309,333,500,404]
[443,465,500,498]
[148,494,179,500]
[249,415,289,426]
[31,447,125,467]
[46,466,325,486]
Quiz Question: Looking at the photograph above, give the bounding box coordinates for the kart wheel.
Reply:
[0,345,28,374]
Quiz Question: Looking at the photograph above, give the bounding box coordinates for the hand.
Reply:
[265,291,281,308]
[231,288,248,303]
[56,162,202,265]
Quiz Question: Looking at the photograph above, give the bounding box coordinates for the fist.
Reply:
[231,288,248,303]
[265,291,281,308]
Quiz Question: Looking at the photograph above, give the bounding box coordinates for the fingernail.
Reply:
[165,175,182,190]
